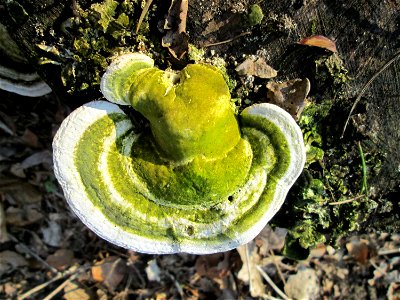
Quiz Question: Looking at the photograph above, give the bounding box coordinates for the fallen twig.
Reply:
[203,31,252,48]
[43,272,80,300]
[18,266,82,300]
[166,271,185,299]
[328,195,365,206]
[370,260,387,277]
[341,50,400,138]
[256,265,291,300]
[378,248,400,256]
[8,233,58,274]
[269,250,286,285]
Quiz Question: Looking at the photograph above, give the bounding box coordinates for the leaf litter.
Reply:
[1,82,400,300]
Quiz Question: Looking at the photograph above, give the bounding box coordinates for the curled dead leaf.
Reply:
[298,35,337,53]
[91,256,127,291]
[266,78,310,120]
[255,225,287,256]
[46,249,75,271]
[162,0,189,59]
[388,282,400,300]
[195,253,232,290]
[21,129,40,148]
[236,57,277,79]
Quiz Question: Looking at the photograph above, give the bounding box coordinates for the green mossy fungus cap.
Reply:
[53,53,306,254]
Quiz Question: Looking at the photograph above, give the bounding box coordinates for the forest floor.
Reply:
[0,89,399,300]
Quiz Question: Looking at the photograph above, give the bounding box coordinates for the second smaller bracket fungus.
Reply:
[53,52,306,254]
[0,23,52,97]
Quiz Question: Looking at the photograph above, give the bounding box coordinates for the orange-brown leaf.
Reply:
[298,35,337,52]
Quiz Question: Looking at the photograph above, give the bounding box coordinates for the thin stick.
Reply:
[370,260,387,277]
[166,271,184,299]
[264,295,284,300]
[42,272,80,300]
[378,248,400,256]
[256,265,291,300]
[203,31,251,48]
[269,250,286,285]
[135,0,153,34]
[328,195,364,206]
[18,267,80,300]
[18,275,64,300]
[8,233,58,274]
[341,50,400,138]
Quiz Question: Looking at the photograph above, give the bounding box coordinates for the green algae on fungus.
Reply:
[53,53,306,254]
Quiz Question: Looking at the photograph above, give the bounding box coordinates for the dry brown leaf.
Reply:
[91,256,126,291]
[6,206,43,226]
[284,268,320,300]
[162,0,189,59]
[202,18,230,36]
[255,225,287,256]
[155,292,168,300]
[298,35,338,53]
[46,249,75,271]
[0,178,42,204]
[346,238,377,264]
[194,252,232,290]
[21,129,40,148]
[63,281,91,300]
[266,78,310,120]
[10,150,53,178]
[0,250,28,276]
[195,253,226,280]
[236,57,278,79]
[1,282,19,298]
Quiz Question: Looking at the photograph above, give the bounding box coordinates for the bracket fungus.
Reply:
[53,53,306,254]
[0,23,51,97]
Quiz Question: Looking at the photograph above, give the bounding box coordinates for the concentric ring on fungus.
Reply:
[53,53,306,254]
